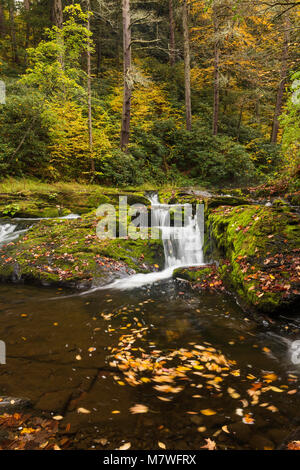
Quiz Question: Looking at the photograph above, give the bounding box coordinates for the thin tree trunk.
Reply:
[8,0,19,64]
[87,0,95,175]
[212,6,220,136]
[169,0,176,66]
[237,101,244,139]
[120,0,132,150]
[53,0,63,29]
[182,0,192,131]
[271,14,290,144]
[0,2,5,39]
[96,38,101,77]
[53,0,64,68]
[24,0,30,49]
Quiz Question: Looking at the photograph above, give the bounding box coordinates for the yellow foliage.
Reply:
[47,101,111,177]
[109,66,180,131]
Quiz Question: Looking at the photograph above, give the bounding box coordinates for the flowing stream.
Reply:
[0,214,80,248]
[0,220,29,247]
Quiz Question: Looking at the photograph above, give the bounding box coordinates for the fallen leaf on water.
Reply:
[77,408,91,414]
[269,386,284,393]
[243,414,255,424]
[118,442,131,450]
[94,438,108,446]
[267,405,278,412]
[200,409,216,416]
[227,387,240,399]
[222,425,230,434]
[263,373,277,382]
[53,416,63,421]
[197,427,207,432]
[130,404,149,414]
[287,441,300,450]
[154,385,183,394]
[157,396,172,402]
[158,442,166,449]
[201,438,216,450]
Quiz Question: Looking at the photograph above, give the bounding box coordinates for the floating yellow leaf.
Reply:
[200,409,216,416]
[118,442,131,450]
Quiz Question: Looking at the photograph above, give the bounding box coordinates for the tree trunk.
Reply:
[169,0,176,66]
[213,5,220,136]
[237,101,244,139]
[87,0,95,175]
[53,0,63,29]
[271,14,290,144]
[96,38,101,77]
[8,0,19,64]
[52,0,64,68]
[0,1,5,39]
[182,0,192,131]
[24,0,30,51]
[120,0,132,151]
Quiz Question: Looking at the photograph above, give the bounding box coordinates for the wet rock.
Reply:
[35,390,72,412]
[228,422,252,444]
[0,396,31,412]
[268,428,289,446]
[190,415,203,425]
[249,434,275,450]
[0,215,164,289]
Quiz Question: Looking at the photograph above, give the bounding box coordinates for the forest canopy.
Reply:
[0,0,299,187]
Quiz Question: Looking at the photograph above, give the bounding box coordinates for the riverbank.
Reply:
[0,179,299,314]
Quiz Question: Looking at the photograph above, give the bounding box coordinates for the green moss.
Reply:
[207,205,300,313]
[0,214,164,288]
[173,267,213,282]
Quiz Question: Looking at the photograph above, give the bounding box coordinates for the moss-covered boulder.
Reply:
[207,205,300,313]
[0,185,151,219]
[173,265,227,293]
[173,266,214,283]
[0,215,164,289]
[158,188,250,210]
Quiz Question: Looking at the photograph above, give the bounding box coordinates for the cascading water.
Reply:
[0,214,80,248]
[150,194,204,268]
[109,193,205,290]
[0,222,28,247]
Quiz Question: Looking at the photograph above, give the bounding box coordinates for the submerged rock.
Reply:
[0,396,31,412]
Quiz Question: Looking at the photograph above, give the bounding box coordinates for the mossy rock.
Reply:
[206,195,250,209]
[0,187,151,218]
[0,214,164,289]
[207,205,300,314]
[173,266,214,283]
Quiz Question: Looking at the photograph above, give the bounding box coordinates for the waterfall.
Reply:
[108,193,205,290]
[150,194,204,268]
